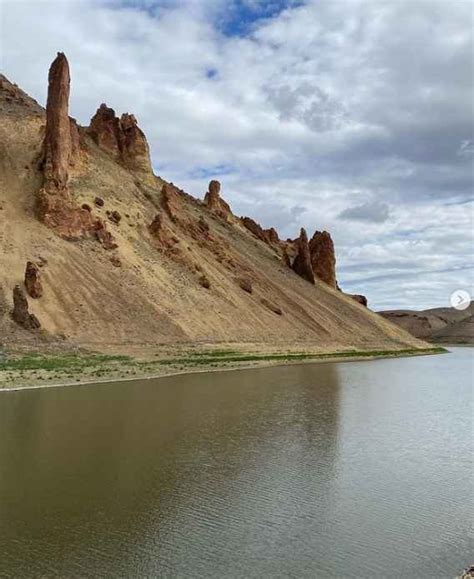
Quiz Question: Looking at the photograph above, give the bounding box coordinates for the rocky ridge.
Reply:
[0,53,427,354]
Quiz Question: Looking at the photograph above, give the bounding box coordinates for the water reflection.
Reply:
[0,350,471,577]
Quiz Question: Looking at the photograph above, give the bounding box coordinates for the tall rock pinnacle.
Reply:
[43,52,72,191]
[292,228,315,284]
[309,230,337,288]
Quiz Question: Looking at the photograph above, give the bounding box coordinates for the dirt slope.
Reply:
[0,70,428,354]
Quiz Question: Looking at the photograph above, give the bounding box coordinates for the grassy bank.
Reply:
[0,346,446,390]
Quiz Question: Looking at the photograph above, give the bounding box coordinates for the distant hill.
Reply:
[379,303,473,344]
[0,53,428,355]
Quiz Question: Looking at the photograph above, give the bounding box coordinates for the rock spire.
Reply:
[292,228,315,284]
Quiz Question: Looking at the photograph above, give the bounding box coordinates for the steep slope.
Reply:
[379,303,474,344]
[0,58,428,354]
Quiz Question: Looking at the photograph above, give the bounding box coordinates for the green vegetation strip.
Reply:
[142,347,447,367]
[0,347,446,375]
[0,354,130,372]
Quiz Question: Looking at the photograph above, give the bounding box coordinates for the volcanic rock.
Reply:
[292,228,315,284]
[24,261,43,299]
[94,196,105,207]
[309,230,336,288]
[12,285,40,330]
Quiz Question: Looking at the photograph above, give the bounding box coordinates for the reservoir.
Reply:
[0,348,472,577]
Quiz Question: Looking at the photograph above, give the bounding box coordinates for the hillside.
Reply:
[379,303,473,344]
[0,53,429,356]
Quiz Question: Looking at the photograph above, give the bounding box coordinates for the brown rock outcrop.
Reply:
[309,230,336,288]
[12,285,40,330]
[264,227,279,244]
[120,113,152,173]
[89,104,123,159]
[24,261,43,299]
[148,213,176,248]
[350,294,368,307]
[204,180,232,220]
[88,105,152,173]
[161,184,183,223]
[292,228,315,284]
[241,216,265,240]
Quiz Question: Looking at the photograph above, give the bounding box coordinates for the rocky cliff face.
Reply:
[309,231,337,288]
[292,228,315,284]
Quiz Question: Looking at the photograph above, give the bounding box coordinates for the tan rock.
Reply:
[204,180,232,220]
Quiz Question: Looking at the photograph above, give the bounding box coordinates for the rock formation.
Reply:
[264,227,279,244]
[350,294,368,307]
[309,230,336,288]
[42,52,72,191]
[161,184,183,223]
[204,180,232,220]
[292,228,315,284]
[12,285,40,330]
[24,261,43,299]
[89,104,152,173]
[241,216,265,240]
[120,113,152,172]
[37,53,116,246]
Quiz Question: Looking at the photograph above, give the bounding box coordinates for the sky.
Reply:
[1,0,473,310]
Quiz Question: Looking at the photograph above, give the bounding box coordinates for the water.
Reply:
[0,348,472,578]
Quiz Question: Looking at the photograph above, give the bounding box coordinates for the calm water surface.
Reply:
[0,348,472,578]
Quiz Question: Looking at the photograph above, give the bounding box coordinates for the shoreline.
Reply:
[1,347,447,393]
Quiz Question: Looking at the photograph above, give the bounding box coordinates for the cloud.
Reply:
[339,200,390,223]
[0,0,472,310]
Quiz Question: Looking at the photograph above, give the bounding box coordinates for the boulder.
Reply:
[24,261,43,299]
[309,230,337,288]
[12,285,40,330]
[292,228,315,284]
[238,277,253,293]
